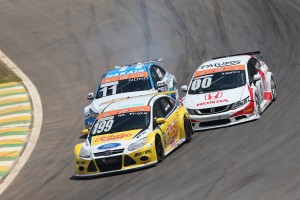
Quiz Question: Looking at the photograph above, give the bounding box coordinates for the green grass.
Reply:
[0,61,21,83]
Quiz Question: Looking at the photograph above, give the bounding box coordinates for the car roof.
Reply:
[103,94,165,112]
[103,62,160,79]
[196,55,251,72]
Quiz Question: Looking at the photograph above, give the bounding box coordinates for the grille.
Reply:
[197,105,230,115]
[94,149,124,157]
[95,156,122,172]
[199,119,230,127]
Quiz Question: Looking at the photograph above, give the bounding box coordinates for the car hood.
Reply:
[183,85,249,109]
[90,89,155,112]
[89,129,148,153]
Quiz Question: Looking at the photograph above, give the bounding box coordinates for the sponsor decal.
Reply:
[162,131,167,147]
[134,149,152,157]
[98,143,121,150]
[194,65,245,77]
[97,106,150,119]
[205,92,223,100]
[95,133,132,142]
[197,99,229,106]
[200,60,241,69]
[166,120,178,146]
[102,72,148,83]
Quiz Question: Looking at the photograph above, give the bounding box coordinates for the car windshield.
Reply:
[90,111,150,136]
[188,70,246,94]
[95,77,152,99]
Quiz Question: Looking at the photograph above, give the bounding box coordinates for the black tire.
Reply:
[271,77,277,101]
[155,135,164,163]
[184,116,193,142]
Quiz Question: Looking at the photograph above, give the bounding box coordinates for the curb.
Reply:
[0,82,32,179]
[0,51,43,195]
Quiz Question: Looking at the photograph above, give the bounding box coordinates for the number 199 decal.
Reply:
[92,119,114,135]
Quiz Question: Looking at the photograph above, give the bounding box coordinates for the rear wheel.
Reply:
[155,135,164,163]
[184,116,193,142]
[271,77,277,101]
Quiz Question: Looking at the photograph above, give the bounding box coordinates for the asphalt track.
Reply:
[0,0,299,199]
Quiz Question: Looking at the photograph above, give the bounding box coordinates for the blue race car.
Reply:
[83,59,179,135]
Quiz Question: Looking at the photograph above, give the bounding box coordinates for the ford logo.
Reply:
[98,143,121,150]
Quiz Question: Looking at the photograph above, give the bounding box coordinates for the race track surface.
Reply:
[0,0,299,199]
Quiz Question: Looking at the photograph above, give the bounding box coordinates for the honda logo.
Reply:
[205,92,223,100]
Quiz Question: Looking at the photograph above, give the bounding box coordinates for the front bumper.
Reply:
[189,102,259,131]
[75,144,157,177]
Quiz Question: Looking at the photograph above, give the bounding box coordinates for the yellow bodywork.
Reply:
[74,104,190,176]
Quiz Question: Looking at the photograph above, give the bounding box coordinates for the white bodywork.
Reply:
[182,54,276,131]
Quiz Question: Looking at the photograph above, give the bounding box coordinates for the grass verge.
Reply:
[0,61,21,83]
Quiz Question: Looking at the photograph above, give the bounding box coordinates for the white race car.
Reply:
[181,51,277,131]
[83,59,179,135]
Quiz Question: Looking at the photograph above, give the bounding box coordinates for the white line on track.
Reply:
[0,94,28,101]
[0,147,22,152]
[0,135,27,141]
[0,103,30,111]
[0,86,24,93]
[0,161,14,166]
[0,113,31,120]
[0,123,31,128]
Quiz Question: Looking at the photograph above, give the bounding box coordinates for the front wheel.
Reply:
[155,135,164,163]
[271,77,277,101]
[184,116,193,142]
[255,94,261,117]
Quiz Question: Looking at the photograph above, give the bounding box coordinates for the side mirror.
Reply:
[181,85,188,92]
[86,92,94,100]
[156,81,167,89]
[82,129,89,136]
[253,74,261,81]
[155,118,166,124]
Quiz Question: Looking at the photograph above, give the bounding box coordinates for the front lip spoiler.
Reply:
[74,161,157,177]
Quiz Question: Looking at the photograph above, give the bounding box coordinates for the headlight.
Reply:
[128,137,147,151]
[79,140,91,158]
[80,146,91,158]
[231,97,249,110]
[187,109,197,115]
[89,108,98,119]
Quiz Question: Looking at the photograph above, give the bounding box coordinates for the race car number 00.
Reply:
[191,77,212,90]
[96,119,114,134]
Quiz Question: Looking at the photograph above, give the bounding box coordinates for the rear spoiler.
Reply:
[115,58,163,68]
[213,51,262,60]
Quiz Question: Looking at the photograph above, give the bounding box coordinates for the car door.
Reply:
[158,97,180,152]
[247,58,264,102]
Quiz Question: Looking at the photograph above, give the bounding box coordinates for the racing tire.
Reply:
[184,116,193,142]
[155,135,164,163]
[271,77,277,101]
[255,94,261,116]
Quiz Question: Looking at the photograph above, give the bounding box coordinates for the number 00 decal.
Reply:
[190,77,212,90]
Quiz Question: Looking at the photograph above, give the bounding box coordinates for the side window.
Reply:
[157,66,166,78]
[150,66,161,86]
[247,58,259,83]
[159,97,174,117]
[153,101,164,119]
